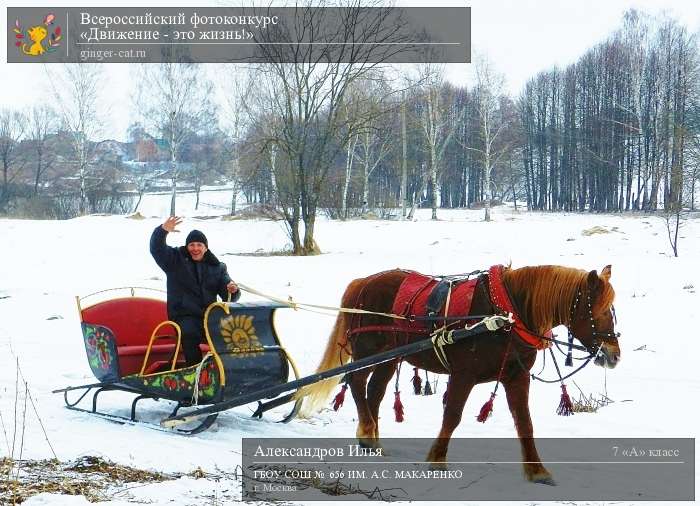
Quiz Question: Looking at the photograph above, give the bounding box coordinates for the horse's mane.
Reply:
[502,265,615,333]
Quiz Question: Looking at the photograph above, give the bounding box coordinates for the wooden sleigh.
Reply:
[54,288,303,434]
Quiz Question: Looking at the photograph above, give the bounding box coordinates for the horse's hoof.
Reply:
[358,439,382,451]
[533,476,557,486]
[428,461,448,471]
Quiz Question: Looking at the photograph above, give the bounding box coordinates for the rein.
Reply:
[237,281,409,320]
[514,345,600,383]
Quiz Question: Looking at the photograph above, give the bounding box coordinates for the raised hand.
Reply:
[161,216,183,233]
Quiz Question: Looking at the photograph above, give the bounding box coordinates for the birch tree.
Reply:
[49,64,104,215]
[416,65,462,220]
[220,65,255,215]
[341,133,358,218]
[136,62,213,216]
[470,55,509,221]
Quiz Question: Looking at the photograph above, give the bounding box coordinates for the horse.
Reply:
[300,264,620,484]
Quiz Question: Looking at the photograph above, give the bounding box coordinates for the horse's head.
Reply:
[569,265,620,369]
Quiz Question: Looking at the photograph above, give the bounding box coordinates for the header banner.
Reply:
[7,7,470,63]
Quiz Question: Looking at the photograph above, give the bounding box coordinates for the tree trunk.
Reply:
[408,168,429,220]
[133,190,143,213]
[290,216,302,254]
[400,93,407,219]
[230,181,238,216]
[170,147,177,216]
[342,135,356,219]
[430,145,438,220]
[483,127,492,222]
[362,149,370,215]
[79,165,87,215]
[302,212,321,255]
[195,179,201,211]
[268,144,278,207]
[0,159,9,208]
[34,148,43,196]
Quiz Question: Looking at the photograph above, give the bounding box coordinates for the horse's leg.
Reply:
[366,360,397,445]
[348,368,378,448]
[426,374,475,469]
[502,371,555,485]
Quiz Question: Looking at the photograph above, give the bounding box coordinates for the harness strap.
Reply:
[431,280,455,370]
[431,328,453,371]
[488,265,551,350]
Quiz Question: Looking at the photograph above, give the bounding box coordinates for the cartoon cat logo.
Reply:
[14,13,62,56]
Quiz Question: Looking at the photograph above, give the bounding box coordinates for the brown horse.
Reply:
[301,265,620,484]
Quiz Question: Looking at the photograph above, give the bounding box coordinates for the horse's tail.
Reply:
[295,301,352,417]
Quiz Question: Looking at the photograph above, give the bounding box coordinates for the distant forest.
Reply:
[0,9,697,232]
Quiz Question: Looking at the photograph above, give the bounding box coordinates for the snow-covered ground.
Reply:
[0,190,698,505]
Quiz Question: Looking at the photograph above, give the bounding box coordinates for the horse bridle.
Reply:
[512,288,621,384]
[568,289,620,358]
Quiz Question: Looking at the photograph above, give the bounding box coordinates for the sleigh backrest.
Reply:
[80,297,176,346]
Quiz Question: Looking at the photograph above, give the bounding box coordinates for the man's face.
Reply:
[187,242,207,262]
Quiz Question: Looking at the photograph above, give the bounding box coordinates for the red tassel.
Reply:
[476,392,496,423]
[412,368,422,395]
[332,384,348,411]
[557,384,574,416]
[393,391,404,422]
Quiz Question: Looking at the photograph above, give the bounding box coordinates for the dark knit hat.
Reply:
[186,229,208,247]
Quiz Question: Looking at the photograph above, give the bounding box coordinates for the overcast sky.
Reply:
[2,0,699,141]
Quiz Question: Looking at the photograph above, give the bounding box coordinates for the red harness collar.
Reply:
[488,265,551,349]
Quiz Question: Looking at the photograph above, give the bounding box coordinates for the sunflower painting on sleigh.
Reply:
[220,314,264,357]
[14,14,62,56]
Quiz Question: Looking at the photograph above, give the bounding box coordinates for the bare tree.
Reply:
[47,64,105,215]
[341,132,358,219]
[416,64,462,220]
[0,109,27,210]
[342,74,393,215]
[26,106,58,196]
[662,196,685,257]
[220,65,254,216]
[469,54,509,222]
[400,89,408,219]
[249,1,410,254]
[136,62,214,216]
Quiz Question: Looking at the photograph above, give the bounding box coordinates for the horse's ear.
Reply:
[601,265,612,282]
[587,270,600,290]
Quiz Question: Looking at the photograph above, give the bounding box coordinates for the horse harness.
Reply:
[345,265,617,377]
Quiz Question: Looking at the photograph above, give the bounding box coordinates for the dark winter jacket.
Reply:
[150,225,240,321]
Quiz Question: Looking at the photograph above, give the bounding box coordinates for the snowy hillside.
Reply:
[0,193,698,504]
